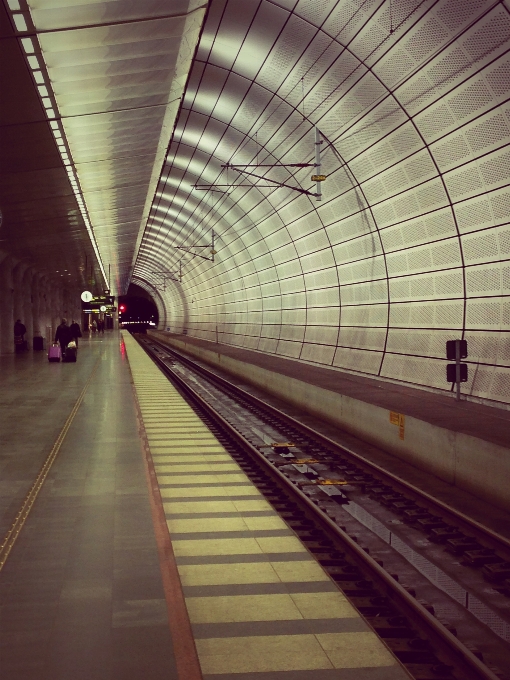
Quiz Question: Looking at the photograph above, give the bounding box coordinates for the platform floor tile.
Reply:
[123,332,411,680]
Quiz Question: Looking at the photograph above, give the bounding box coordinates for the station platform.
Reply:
[148,331,510,518]
[0,331,177,679]
[0,330,410,679]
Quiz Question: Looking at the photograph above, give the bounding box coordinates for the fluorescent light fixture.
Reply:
[11,8,109,291]
[21,37,34,53]
[13,13,28,31]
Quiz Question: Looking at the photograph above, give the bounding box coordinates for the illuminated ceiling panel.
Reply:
[14,0,208,293]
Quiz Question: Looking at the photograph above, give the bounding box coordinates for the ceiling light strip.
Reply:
[7,3,109,289]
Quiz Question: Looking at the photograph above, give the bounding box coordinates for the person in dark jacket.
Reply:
[14,319,26,340]
[14,319,27,352]
[70,320,82,347]
[55,318,72,357]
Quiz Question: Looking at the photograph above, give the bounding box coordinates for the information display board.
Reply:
[81,295,115,311]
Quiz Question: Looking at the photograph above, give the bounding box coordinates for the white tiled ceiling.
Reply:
[25,0,208,293]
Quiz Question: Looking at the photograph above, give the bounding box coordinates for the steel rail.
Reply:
[145,335,510,557]
[138,336,502,680]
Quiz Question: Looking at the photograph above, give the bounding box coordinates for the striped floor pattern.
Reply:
[124,332,411,679]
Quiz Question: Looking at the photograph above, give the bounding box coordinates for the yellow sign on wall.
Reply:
[389,411,405,439]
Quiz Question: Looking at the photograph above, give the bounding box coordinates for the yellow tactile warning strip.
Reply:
[123,333,412,679]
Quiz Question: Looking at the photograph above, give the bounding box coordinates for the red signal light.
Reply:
[119,304,127,313]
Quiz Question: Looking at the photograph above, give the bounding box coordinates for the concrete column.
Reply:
[21,267,35,344]
[40,276,54,347]
[0,252,7,352]
[12,262,28,326]
[50,279,61,341]
[0,255,15,354]
[32,272,43,340]
[64,285,81,327]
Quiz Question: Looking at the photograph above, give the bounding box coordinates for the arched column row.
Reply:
[0,251,83,354]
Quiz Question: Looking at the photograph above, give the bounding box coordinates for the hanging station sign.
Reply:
[81,294,115,312]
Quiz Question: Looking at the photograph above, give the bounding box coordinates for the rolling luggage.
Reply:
[48,344,61,362]
[63,342,77,362]
[33,336,44,351]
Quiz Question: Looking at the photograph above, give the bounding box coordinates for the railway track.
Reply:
[137,334,510,680]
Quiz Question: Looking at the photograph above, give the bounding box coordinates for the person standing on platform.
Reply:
[14,319,27,352]
[90,319,97,334]
[55,318,72,358]
[97,318,105,335]
[70,320,82,347]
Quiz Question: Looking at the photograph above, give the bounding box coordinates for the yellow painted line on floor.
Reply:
[186,591,358,624]
[148,436,218,444]
[153,455,232,464]
[124,333,411,680]
[177,560,329,586]
[145,431,214,436]
[148,433,218,438]
[147,431,217,437]
[159,485,258,499]
[149,446,227,454]
[148,442,221,449]
[139,419,191,424]
[167,514,288,533]
[164,499,274,514]
[146,419,205,425]
[197,634,332,674]
[156,473,250,485]
[172,535,308,557]
[153,462,241,471]
[194,631,398,675]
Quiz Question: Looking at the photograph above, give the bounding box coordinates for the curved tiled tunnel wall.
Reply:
[134,0,510,406]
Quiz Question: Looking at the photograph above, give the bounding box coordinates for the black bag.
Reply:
[63,345,77,362]
[14,335,24,352]
[33,336,44,351]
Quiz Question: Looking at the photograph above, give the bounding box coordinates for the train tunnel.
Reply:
[1,2,510,679]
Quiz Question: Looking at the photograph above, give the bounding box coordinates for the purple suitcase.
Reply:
[48,344,61,362]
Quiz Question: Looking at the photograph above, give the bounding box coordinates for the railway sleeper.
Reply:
[405,662,456,679]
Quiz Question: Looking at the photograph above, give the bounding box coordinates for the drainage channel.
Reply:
[139,336,508,680]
